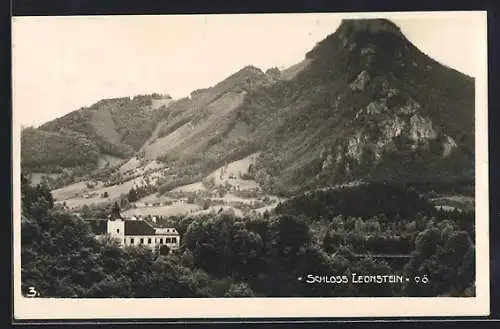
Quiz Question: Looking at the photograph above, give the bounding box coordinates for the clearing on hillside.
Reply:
[119,157,142,174]
[205,152,261,188]
[151,97,174,109]
[143,91,246,160]
[52,180,104,201]
[29,173,62,186]
[171,182,207,193]
[90,107,122,145]
[97,154,124,169]
[122,203,200,217]
[190,206,244,218]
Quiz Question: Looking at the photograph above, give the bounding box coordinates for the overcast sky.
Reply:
[12,12,486,127]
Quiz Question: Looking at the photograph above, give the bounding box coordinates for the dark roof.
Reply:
[124,220,156,236]
[87,219,108,235]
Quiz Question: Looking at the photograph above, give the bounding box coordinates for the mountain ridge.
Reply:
[21,18,475,199]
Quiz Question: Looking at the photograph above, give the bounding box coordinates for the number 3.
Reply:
[27,286,37,297]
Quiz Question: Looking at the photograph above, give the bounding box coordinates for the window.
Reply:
[172,237,177,243]
[130,238,135,244]
[124,239,126,244]
[160,238,163,244]
[140,238,144,244]
[117,229,120,233]
[148,238,152,244]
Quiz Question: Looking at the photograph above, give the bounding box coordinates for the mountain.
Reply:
[21,94,173,173]
[232,18,475,194]
[141,65,278,162]
[21,18,475,198]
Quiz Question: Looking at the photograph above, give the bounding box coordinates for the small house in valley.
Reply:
[86,215,180,252]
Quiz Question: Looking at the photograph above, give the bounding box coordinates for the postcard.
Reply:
[12,10,489,320]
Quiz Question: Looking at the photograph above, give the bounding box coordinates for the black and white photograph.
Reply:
[12,11,489,319]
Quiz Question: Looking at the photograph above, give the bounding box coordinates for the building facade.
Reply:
[86,216,180,252]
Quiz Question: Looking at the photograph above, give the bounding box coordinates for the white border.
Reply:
[12,10,489,320]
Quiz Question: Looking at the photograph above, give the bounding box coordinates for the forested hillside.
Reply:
[233,19,475,194]
[21,175,475,298]
[152,19,475,197]
[21,127,100,173]
[21,94,172,173]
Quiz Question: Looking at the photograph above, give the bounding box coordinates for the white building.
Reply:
[86,216,180,252]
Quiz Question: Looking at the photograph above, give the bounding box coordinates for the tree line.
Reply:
[21,175,475,298]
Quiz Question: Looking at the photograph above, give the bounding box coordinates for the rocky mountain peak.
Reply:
[338,18,404,37]
[306,18,408,63]
[239,65,265,75]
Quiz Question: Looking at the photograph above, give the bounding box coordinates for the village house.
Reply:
[86,214,180,252]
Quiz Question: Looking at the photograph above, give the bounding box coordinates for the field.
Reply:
[52,181,105,201]
[97,154,124,169]
[29,173,62,186]
[142,92,246,160]
[430,195,475,212]
[90,107,122,145]
[190,206,244,218]
[119,157,142,174]
[151,97,174,109]
[52,170,162,209]
[171,182,206,193]
[206,152,260,188]
[122,203,200,217]
[51,152,283,217]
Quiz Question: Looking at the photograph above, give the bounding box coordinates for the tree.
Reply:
[128,188,138,202]
[101,234,122,247]
[159,245,171,256]
[224,283,256,297]
[81,205,92,219]
[351,257,394,297]
[415,227,441,257]
[267,215,311,269]
[180,249,195,268]
[323,231,343,253]
[120,197,129,208]
[21,180,104,298]
[87,275,133,298]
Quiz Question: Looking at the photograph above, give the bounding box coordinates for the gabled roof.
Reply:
[85,218,179,237]
[124,220,156,236]
[87,219,108,235]
[155,227,179,235]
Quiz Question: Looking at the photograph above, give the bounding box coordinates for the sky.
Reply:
[12,11,487,127]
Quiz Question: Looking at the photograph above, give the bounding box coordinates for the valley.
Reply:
[50,151,286,219]
[24,16,476,219]
[18,17,480,299]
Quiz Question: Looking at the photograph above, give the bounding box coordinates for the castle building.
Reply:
[86,215,180,252]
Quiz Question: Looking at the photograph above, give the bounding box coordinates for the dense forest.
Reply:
[21,128,101,173]
[21,175,475,298]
